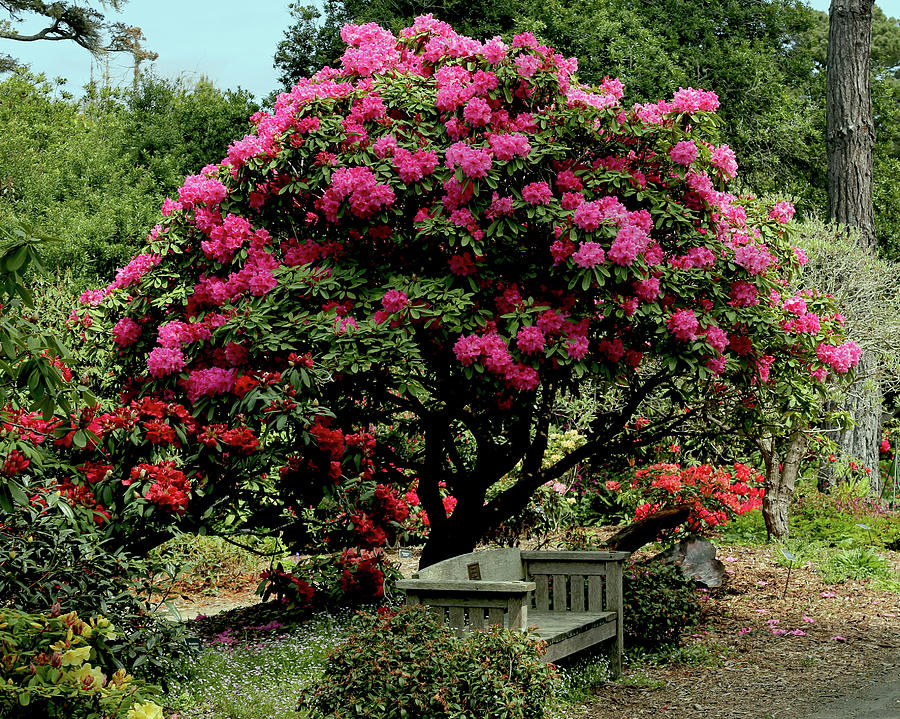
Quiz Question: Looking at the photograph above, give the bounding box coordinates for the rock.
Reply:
[652,536,726,588]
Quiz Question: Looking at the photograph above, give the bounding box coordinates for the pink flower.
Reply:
[445,142,492,179]
[830,635,846,642]
[816,341,862,374]
[453,334,482,365]
[482,37,508,64]
[571,241,605,268]
[635,277,660,303]
[802,615,816,623]
[185,367,237,403]
[566,336,589,360]
[821,592,837,599]
[147,347,186,378]
[463,97,492,126]
[382,289,408,313]
[734,243,774,275]
[789,629,807,636]
[729,281,759,307]
[704,325,728,354]
[672,87,720,113]
[515,54,541,78]
[488,133,531,161]
[710,144,738,179]
[522,181,553,205]
[608,226,649,266]
[79,289,105,306]
[573,201,607,231]
[486,192,515,219]
[517,326,546,354]
[666,309,700,341]
[769,201,795,223]
[112,317,142,348]
[737,627,753,636]
[669,140,698,166]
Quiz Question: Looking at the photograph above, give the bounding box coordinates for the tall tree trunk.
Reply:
[827,0,876,249]
[824,0,881,495]
[760,429,808,540]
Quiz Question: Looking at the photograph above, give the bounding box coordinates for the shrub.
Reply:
[608,462,765,534]
[300,605,557,719]
[0,478,193,681]
[258,549,402,610]
[0,607,162,719]
[72,14,856,569]
[622,561,701,649]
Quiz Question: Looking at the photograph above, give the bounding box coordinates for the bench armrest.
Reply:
[396,579,535,632]
[396,579,535,594]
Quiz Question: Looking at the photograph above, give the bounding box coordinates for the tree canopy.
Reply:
[0,1,154,72]
[23,16,850,566]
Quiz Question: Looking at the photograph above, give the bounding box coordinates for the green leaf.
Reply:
[4,245,28,273]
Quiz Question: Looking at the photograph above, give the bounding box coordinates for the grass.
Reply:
[164,613,351,719]
[150,534,279,594]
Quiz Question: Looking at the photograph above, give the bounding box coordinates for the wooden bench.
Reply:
[395,548,628,675]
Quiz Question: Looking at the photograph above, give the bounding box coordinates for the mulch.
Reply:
[574,543,900,719]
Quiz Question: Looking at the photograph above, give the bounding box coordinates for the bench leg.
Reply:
[610,616,623,679]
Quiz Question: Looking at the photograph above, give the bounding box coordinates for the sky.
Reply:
[4,0,900,100]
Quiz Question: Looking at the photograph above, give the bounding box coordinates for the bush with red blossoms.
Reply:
[608,462,766,534]
[58,15,859,567]
[259,548,400,610]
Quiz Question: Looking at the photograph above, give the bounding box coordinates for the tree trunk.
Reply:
[827,0,876,250]
[761,430,808,540]
[824,0,881,497]
[418,513,484,569]
[819,350,883,494]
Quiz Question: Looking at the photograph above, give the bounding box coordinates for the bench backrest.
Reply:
[522,551,626,615]
[413,548,524,582]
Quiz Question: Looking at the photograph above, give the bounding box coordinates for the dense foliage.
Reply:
[0,72,257,280]
[0,607,163,719]
[45,16,856,568]
[300,605,557,719]
[622,561,702,648]
[274,1,900,255]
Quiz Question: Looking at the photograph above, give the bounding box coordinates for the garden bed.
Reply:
[161,535,899,719]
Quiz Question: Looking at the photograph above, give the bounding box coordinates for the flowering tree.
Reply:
[62,16,860,567]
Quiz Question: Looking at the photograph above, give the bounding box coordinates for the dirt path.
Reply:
[800,667,900,719]
[577,544,900,719]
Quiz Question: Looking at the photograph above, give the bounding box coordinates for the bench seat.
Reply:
[528,611,617,663]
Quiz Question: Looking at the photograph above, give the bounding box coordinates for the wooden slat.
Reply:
[534,574,550,611]
[426,603,446,623]
[488,608,505,627]
[552,574,567,612]
[394,595,511,609]
[587,575,603,613]
[525,560,611,576]
[522,551,629,562]
[396,579,534,593]
[469,607,485,629]
[448,606,466,635]
[571,575,585,612]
